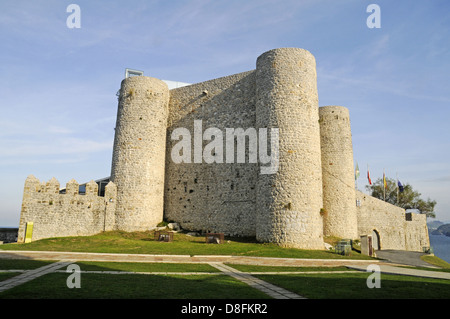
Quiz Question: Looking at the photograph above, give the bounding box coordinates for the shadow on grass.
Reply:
[0,272,271,299]
[256,273,450,299]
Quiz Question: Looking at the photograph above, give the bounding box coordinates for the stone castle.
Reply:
[18,48,430,251]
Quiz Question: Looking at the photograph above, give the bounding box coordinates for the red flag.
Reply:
[367,168,372,185]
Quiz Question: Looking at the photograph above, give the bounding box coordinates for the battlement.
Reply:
[18,175,117,242]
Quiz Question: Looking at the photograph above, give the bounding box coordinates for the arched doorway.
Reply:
[372,230,380,250]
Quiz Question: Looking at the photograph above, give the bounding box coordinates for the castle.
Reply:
[18,48,430,252]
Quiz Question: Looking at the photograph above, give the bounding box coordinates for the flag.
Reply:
[383,171,387,189]
[398,180,404,192]
[355,163,360,180]
[367,166,372,185]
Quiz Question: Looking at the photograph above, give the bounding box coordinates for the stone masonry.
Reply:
[18,47,430,252]
[18,175,116,242]
[319,106,358,239]
[111,76,169,232]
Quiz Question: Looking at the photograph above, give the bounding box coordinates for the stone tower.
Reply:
[110,76,169,231]
[319,106,358,239]
[255,48,324,249]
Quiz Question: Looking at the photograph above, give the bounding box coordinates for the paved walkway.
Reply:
[0,260,74,293]
[346,264,450,280]
[0,250,380,266]
[209,262,305,299]
[375,250,434,268]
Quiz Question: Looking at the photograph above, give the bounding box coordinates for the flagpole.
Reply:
[383,168,386,201]
[396,172,399,205]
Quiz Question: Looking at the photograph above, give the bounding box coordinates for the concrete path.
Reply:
[0,250,379,267]
[209,262,305,299]
[0,260,74,293]
[347,264,450,280]
[374,250,433,268]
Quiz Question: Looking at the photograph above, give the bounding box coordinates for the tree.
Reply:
[365,177,436,218]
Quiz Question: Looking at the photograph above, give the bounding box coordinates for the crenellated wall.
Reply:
[18,175,117,242]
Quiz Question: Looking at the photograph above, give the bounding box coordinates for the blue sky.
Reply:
[0,0,449,227]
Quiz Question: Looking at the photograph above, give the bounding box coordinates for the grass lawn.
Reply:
[421,255,450,270]
[2,231,449,299]
[0,230,374,260]
[226,264,353,272]
[256,272,450,299]
[0,259,220,273]
[2,260,450,299]
[0,272,271,299]
[0,272,19,282]
[69,261,221,272]
[0,259,55,270]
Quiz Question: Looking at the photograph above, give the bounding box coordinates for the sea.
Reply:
[429,234,450,263]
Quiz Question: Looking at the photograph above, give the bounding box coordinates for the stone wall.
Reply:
[254,48,324,249]
[404,212,430,251]
[164,48,326,249]
[355,190,430,251]
[164,71,258,236]
[18,175,117,242]
[319,106,358,239]
[111,76,170,231]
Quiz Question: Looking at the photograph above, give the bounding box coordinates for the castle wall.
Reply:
[111,76,170,231]
[404,212,430,251]
[15,47,430,253]
[18,175,116,242]
[254,48,324,249]
[319,106,358,239]
[355,190,430,252]
[164,71,258,236]
[164,47,326,249]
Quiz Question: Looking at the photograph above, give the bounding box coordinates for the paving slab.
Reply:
[209,262,306,299]
[0,250,380,267]
[0,260,74,293]
[346,264,450,280]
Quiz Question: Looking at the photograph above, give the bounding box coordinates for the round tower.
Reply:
[319,106,358,239]
[110,76,169,231]
[255,48,324,249]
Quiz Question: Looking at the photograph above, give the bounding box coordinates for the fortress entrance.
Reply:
[372,230,380,250]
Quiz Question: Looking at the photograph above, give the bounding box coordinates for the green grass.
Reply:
[0,272,271,299]
[226,264,352,272]
[256,273,450,299]
[2,259,449,299]
[0,259,217,273]
[0,259,55,270]
[2,231,447,299]
[0,230,374,260]
[421,255,450,269]
[0,272,19,282]
[72,261,221,273]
